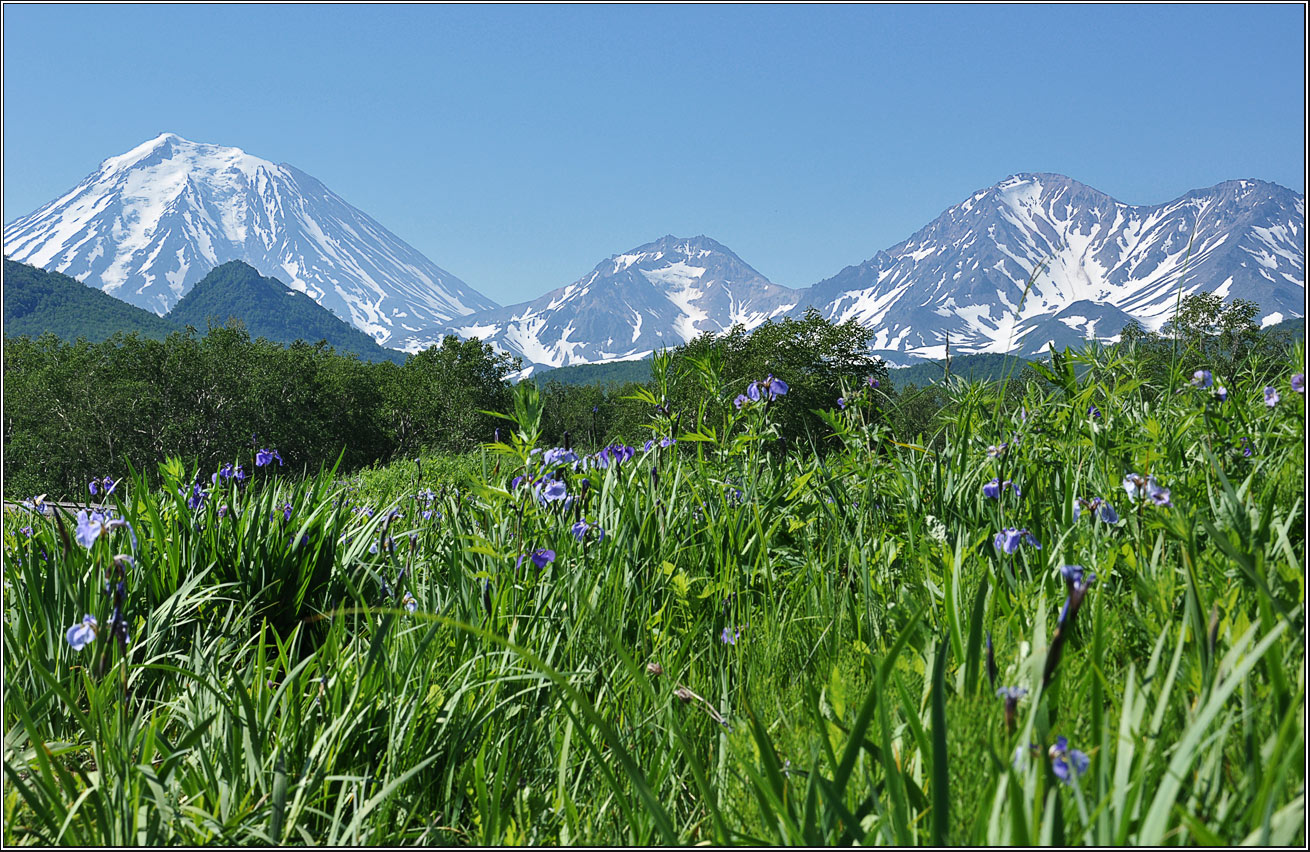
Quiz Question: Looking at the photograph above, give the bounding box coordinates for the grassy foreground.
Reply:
[3,345,1305,845]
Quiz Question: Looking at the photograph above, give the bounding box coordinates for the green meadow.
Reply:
[3,333,1305,845]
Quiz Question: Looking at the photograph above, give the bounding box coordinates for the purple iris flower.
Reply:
[867,376,879,389]
[993,528,1039,555]
[1049,736,1090,784]
[720,626,742,645]
[540,479,568,503]
[75,510,108,548]
[643,439,655,452]
[281,502,293,522]
[571,519,605,542]
[1088,404,1101,419]
[1191,369,1213,388]
[542,447,580,468]
[256,448,284,467]
[733,393,749,410]
[759,375,789,399]
[1214,386,1227,402]
[516,548,556,570]
[19,496,47,514]
[594,444,635,469]
[984,478,1020,499]
[103,477,117,494]
[837,397,846,410]
[1060,564,1090,587]
[1074,497,1118,524]
[1264,386,1280,408]
[1145,477,1171,507]
[88,480,99,496]
[1122,473,1146,502]
[659,436,676,448]
[1241,436,1253,458]
[402,592,418,614]
[1292,373,1305,394]
[746,382,762,402]
[66,614,98,651]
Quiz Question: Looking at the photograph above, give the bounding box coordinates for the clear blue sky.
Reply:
[3,4,1305,304]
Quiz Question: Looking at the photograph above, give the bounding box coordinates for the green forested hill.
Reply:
[166,261,407,363]
[531,357,653,387]
[2,258,182,341]
[888,351,1036,388]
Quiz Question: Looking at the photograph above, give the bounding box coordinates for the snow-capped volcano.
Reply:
[794,174,1305,357]
[446,235,799,368]
[3,133,496,350]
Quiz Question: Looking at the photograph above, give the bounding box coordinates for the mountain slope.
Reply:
[3,257,181,342]
[3,133,496,351]
[793,174,1305,358]
[446,235,799,368]
[166,261,406,363]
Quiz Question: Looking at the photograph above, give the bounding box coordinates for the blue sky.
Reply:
[3,4,1304,304]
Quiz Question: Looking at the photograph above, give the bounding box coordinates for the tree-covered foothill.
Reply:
[2,257,182,342]
[166,260,408,364]
[531,357,652,388]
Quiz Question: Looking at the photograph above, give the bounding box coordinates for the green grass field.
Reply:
[3,344,1305,845]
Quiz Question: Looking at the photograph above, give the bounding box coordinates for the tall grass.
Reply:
[3,342,1304,845]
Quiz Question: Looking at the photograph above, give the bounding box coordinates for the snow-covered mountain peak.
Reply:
[4,134,497,350]
[604,235,729,275]
[446,235,800,368]
[793,174,1304,359]
[97,133,275,183]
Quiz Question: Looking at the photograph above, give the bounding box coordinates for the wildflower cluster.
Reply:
[733,374,789,409]
[516,548,556,571]
[1073,496,1118,524]
[1122,473,1171,507]
[993,527,1040,555]
[983,478,1020,499]
[570,518,605,543]
[213,462,247,484]
[87,476,118,497]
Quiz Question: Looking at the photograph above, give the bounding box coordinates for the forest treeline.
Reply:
[2,297,1300,498]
